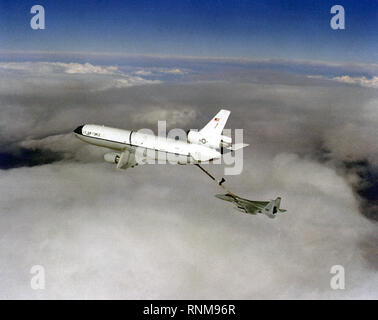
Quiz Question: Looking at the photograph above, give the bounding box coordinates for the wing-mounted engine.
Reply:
[104,150,139,170]
[104,152,121,164]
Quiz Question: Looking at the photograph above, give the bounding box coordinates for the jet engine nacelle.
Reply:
[187,130,232,149]
[220,134,232,148]
[104,152,121,164]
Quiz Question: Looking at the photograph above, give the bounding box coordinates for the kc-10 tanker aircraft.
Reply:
[74,109,286,218]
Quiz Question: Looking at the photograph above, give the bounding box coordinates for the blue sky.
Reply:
[0,0,377,63]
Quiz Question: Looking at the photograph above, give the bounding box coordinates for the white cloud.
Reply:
[134,70,153,76]
[0,62,119,75]
[307,75,324,79]
[332,75,378,89]
[161,68,186,75]
[93,77,161,92]
[134,67,187,76]
[0,62,162,95]
[0,151,376,299]
[57,62,119,74]
[307,74,378,89]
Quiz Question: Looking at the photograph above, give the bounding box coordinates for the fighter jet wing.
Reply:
[240,199,269,214]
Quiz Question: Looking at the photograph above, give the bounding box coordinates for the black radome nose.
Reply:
[74,125,84,135]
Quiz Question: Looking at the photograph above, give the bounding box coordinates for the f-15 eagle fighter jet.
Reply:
[215,193,286,219]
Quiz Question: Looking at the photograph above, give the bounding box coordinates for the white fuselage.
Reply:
[74,124,221,164]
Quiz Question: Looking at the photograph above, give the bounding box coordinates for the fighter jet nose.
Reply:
[74,125,84,135]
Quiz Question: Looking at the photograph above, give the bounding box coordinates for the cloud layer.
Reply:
[308,74,378,89]
[0,59,377,299]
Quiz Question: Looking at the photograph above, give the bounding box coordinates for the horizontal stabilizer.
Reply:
[225,143,249,151]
